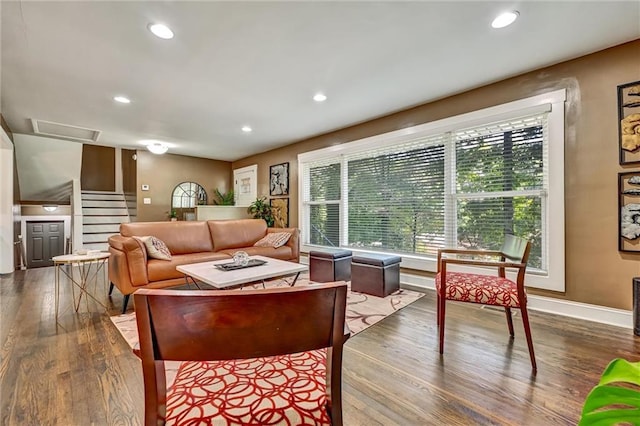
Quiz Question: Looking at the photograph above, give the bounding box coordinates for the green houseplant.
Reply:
[212,188,235,205]
[247,197,274,227]
[579,358,640,425]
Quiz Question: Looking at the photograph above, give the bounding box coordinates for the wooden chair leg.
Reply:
[520,306,537,371]
[438,297,446,354]
[505,307,514,337]
[436,293,441,326]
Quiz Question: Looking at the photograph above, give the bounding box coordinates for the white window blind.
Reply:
[301,160,341,247]
[451,113,548,270]
[345,134,446,256]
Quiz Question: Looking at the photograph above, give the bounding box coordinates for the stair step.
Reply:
[82,200,127,208]
[83,207,129,216]
[83,224,121,233]
[82,216,129,224]
[82,192,125,201]
[83,233,117,243]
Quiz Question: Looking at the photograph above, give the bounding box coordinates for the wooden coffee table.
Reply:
[176,255,307,289]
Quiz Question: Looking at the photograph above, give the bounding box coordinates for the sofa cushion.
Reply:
[146,252,232,283]
[208,219,267,251]
[254,232,292,248]
[121,221,214,254]
[134,236,172,260]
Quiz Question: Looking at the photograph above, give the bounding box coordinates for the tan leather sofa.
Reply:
[108,219,300,312]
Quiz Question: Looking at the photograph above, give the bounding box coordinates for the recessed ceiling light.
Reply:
[241,126,252,133]
[491,11,519,29]
[148,23,174,40]
[113,96,131,104]
[313,93,327,102]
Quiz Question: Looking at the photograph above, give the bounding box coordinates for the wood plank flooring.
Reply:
[1,266,639,425]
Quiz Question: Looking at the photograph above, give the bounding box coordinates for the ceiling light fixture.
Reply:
[491,11,519,28]
[313,93,327,102]
[146,142,169,155]
[43,205,58,212]
[241,126,252,133]
[113,96,131,104]
[148,23,174,40]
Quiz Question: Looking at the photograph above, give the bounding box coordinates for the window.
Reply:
[299,90,566,291]
[172,181,207,208]
[452,114,546,269]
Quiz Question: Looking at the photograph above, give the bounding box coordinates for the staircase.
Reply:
[81,191,130,251]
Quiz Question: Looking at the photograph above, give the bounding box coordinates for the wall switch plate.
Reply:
[141,184,149,191]
[143,198,151,204]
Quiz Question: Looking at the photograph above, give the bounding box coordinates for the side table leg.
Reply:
[55,264,60,320]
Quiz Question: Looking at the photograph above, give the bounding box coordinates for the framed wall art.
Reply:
[618,171,640,252]
[270,198,289,228]
[270,162,289,196]
[618,80,640,165]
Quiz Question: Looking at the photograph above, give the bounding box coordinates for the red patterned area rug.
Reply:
[110,275,423,425]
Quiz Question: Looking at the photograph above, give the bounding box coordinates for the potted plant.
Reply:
[247,197,274,227]
[170,209,178,221]
[212,188,235,205]
[579,358,640,425]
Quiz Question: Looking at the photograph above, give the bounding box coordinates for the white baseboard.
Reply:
[301,258,634,329]
[399,273,633,330]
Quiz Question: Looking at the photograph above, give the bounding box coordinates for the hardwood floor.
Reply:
[1,266,639,425]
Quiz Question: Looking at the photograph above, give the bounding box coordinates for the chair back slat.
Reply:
[501,234,531,263]
[135,282,347,362]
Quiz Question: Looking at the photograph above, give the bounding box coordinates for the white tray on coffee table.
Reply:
[176,255,307,289]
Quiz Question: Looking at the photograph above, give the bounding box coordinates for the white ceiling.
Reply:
[1,1,639,162]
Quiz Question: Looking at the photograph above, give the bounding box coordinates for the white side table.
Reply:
[53,252,110,320]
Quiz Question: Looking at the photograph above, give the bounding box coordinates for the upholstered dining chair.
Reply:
[435,235,536,371]
[134,282,349,426]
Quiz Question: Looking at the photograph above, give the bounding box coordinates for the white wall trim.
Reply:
[71,179,83,251]
[300,255,632,329]
[0,127,14,273]
[398,272,632,329]
[526,294,632,330]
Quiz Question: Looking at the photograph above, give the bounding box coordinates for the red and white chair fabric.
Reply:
[164,350,330,425]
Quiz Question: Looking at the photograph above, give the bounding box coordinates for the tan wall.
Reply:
[136,150,232,222]
[233,39,640,310]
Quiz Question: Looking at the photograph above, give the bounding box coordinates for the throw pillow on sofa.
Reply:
[134,236,172,260]
[254,232,291,248]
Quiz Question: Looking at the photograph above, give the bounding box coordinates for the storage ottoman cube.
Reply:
[309,249,353,282]
[351,253,401,297]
